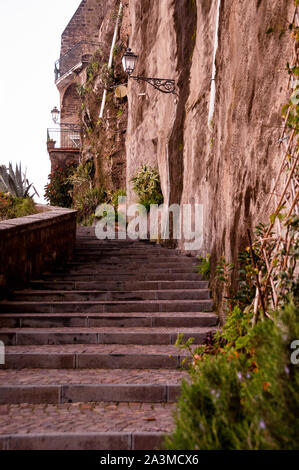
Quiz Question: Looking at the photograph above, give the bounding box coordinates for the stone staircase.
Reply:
[0,227,217,450]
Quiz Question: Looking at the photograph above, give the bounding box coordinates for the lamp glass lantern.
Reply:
[51,106,60,124]
[122,48,138,75]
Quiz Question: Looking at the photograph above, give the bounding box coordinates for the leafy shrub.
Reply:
[111,188,126,208]
[166,300,299,450]
[131,165,163,211]
[0,192,37,221]
[73,187,107,226]
[67,160,107,225]
[44,163,77,208]
[110,189,126,225]
[67,161,95,189]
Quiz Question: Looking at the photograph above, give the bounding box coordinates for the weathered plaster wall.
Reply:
[125,0,294,288]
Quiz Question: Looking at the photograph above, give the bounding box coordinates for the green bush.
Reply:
[44,163,77,208]
[111,188,126,209]
[0,192,37,221]
[131,165,163,211]
[167,300,299,450]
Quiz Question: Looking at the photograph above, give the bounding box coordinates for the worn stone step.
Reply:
[12,289,211,302]
[74,250,178,257]
[0,402,174,450]
[75,241,160,248]
[0,312,218,328]
[0,299,214,313]
[72,255,192,262]
[41,272,202,282]
[29,280,209,291]
[53,264,198,274]
[0,344,191,370]
[74,249,181,256]
[66,257,196,264]
[0,326,214,346]
[0,368,187,404]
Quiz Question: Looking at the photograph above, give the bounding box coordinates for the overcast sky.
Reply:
[0,0,82,202]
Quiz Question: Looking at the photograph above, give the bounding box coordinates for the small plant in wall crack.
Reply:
[195,254,211,280]
[131,165,164,211]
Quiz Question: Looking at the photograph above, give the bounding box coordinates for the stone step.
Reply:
[76,241,161,248]
[72,258,190,264]
[0,299,214,313]
[41,272,202,281]
[72,257,194,264]
[29,280,209,291]
[53,264,198,273]
[0,326,214,346]
[73,248,181,255]
[0,344,191,370]
[0,368,187,404]
[72,254,192,261]
[0,311,218,328]
[0,227,215,450]
[0,402,174,450]
[12,289,211,302]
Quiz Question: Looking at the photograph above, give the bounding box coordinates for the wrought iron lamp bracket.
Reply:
[130,76,176,94]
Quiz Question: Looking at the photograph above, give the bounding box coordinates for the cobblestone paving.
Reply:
[0,403,176,433]
[0,369,188,385]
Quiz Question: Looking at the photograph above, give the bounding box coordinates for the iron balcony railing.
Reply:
[54,41,102,83]
[47,126,82,149]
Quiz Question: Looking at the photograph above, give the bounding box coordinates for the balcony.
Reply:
[54,41,102,86]
[47,126,82,150]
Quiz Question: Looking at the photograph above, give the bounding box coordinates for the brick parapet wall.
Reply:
[47,147,80,172]
[60,0,108,56]
[0,206,77,296]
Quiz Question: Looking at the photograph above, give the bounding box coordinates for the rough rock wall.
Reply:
[76,0,129,191]
[56,0,129,191]
[125,0,294,307]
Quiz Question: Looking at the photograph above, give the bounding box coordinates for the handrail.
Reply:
[47,127,82,149]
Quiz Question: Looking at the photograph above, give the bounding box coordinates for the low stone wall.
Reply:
[0,206,77,296]
[47,147,80,172]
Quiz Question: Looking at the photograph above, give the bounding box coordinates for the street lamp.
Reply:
[50,108,81,131]
[122,48,176,95]
[122,48,138,75]
[51,106,60,124]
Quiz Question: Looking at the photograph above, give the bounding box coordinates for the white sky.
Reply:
[0,0,82,202]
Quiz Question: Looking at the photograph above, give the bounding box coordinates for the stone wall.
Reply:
[0,207,77,296]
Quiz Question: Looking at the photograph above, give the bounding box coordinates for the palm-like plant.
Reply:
[0,162,39,198]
